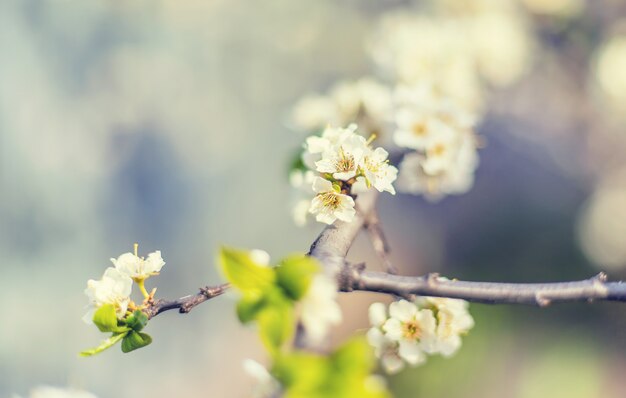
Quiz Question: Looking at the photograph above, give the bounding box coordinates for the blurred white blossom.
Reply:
[521,0,584,17]
[242,359,280,398]
[16,386,98,398]
[292,78,393,141]
[416,297,475,357]
[299,274,342,345]
[594,32,626,119]
[578,169,626,270]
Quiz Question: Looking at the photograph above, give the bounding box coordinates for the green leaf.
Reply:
[80,332,127,357]
[331,336,373,376]
[218,247,276,293]
[257,300,294,354]
[236,293,266,323]
[274,337,390,398]
[93,304,128,333]
[121,331,153,353]
[124,310,149,331]
[275,255,321,301]
[274,352,327,397]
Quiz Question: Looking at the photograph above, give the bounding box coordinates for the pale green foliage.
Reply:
[219,247,391,397]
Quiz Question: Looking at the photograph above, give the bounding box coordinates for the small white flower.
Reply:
[83,267,132,323]
[362,147,398,194]
[366,327,406,374]
[417,297,474,357]
[393,108,443,150]
[396,134,479,200]
[249,249,271,267]
[421,123,458,176]
[315,134,368,181]
[291,78,393,140]
[299,274,342,345]
[111,250,165,280]
[291,95,337,131]
[366,302,407,374]
[25,386,98,398]
[382,300,437,360]
[309,177,356,225]
[289,169,317,226]
[301,125,356,170]
[243,359,281,398]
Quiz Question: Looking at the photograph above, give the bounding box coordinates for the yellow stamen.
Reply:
[133,243,139,257]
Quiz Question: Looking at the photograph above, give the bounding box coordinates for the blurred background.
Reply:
[2,0,626,397]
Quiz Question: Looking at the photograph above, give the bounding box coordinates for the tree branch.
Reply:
[342,268,626,306]
[145,188,626,320]
[363,210,397,274]
[145,283,229,319]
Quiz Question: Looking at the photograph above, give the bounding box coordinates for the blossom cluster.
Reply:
[83,245,165,324]
[292,124,398,225]
[393,83,480,200]
[366,297,474,374]
[14,386,98,398]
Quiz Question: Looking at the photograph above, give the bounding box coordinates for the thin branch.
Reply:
[342,268,626,306]
[363,210,397,274]
[145,283,230,319]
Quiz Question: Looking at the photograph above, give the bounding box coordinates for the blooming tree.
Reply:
[20,1,624,397]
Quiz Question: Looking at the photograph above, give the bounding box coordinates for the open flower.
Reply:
[83,267,132,323]
[111,250,165,281]
[361,147,398,194]
[315,134,368,181]
[302,125,356,170]
[299,274,342,345]
[417,297,474,357]
[366,302,406,374]
[382,300,437,361]
[309,177,356,224]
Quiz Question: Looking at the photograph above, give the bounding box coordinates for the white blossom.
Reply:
[243,359,281,398]
[396,134,479,200]
[299,274,342,345]
[249,249,271,266]
[417,297,475,357]
[292,78,393,140]
[382,300,437,361]
[111,250,165,280]
[289,169,317,226]
[366,302,406,374]
[309,177,356,225]
[361,147,398,195]
[83,267,132,323]
[18,386,98,398]
[315,134,368,181]
[302,125,357,170]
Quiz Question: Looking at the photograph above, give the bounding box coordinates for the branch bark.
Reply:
[145,283,229,319]
[343,269,626,306]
